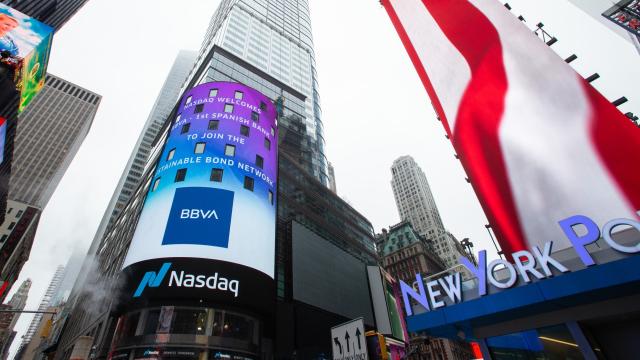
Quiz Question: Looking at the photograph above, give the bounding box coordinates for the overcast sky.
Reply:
[6,0,640,357]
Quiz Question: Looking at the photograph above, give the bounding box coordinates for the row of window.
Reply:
[152,169,274,204]
[184,89,267,114]
[179,122,273,151]
[167,144,265,169]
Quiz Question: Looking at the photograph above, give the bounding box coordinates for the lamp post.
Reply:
[460,238,476,266]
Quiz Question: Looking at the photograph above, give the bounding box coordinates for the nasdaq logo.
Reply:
[163,187,234,247]
[133,262,172,298]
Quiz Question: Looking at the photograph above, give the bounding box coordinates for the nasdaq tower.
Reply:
[52,2,377,359]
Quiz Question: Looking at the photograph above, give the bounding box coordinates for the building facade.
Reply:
[15,265,64,358]
[82,50,195,272]
[0,278,30,358]
[0,0,90,30]
[376,221,472,360]
[0,74,98,302]
[0,201,39,302]
[9,74,99,208]
[53,2,380,359]
[390,156,468,268]
[182,0,328,186]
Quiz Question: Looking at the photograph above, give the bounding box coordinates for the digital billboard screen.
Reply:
[292,221,375,325]
[0,116,5,164]
[0,4,53,113]
[120,82,278,314]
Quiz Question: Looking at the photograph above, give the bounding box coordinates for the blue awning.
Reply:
[406,255,640,339]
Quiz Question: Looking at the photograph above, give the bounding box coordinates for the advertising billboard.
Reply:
[120,82,278,313]
[367,266,408,343]
[0,116,5,164]
[382,0,640,257]
[0,4,53,113]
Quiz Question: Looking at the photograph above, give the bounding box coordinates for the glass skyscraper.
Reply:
[51,2,377,359]
[183,0,328,185]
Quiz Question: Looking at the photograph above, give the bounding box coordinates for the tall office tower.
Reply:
[54,2,378,359]
[17,265,64,357]
[86,50,195,258]
[9,74,99,208]
[0,0,91,225]
[182,0,329,185]
[0,0,90,30]
[0,74,98,302]
[0,278,30,358]
[391,156,466,268]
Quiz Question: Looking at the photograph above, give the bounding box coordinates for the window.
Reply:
[172,309,207,335]
[209,88,218,97]
[152,178,161,191]
[251,111,259,122]
[264,138,271,150]
[7,208,12,214]
[234,91,243,100]
[244,176,254,191]
[195,104,204,113]
[7,222,15,230]
[225,144,236,157]
[0,235,7,242]
[175,168,187,182]
[143,310,160,335]
[185,95,192,104]
[260,101,267,111]
[15,210,23,218]
[194,142,205,154]
[255,155,264,169]
[224,104,234,113]
[269,190,274,204]
[181,123,190,134]
[211,168,224,182]
[240,125,250,137]
[167,148,175,161]
[208,120,219,130]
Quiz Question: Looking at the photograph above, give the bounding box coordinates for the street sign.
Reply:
[331,318,369,360]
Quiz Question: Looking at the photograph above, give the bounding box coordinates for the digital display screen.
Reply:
[121,82,278,313]
[0,4,53,112]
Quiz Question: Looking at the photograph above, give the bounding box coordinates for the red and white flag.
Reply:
[381,0,640,254]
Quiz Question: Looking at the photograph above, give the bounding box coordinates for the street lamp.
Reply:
[460,238,476,266]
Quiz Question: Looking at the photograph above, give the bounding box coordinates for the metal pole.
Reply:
[485,225,503,259]
[0,309,57,314]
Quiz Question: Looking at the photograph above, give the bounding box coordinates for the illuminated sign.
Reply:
[121,82,278,313]
[0,4,53,112]
[603,0,640,36]
[401,213,640,315]
[0,116,5,164]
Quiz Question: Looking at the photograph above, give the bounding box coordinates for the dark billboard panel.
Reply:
[0,4,53,113]
[120,82,278,314]
[292,221,375,325]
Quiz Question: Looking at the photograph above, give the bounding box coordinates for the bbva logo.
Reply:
[133,263,172,298]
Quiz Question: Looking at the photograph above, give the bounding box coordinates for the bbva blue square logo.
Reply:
[162,187,234,248]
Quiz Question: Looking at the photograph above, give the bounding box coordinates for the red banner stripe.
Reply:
[585,81,640,214]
